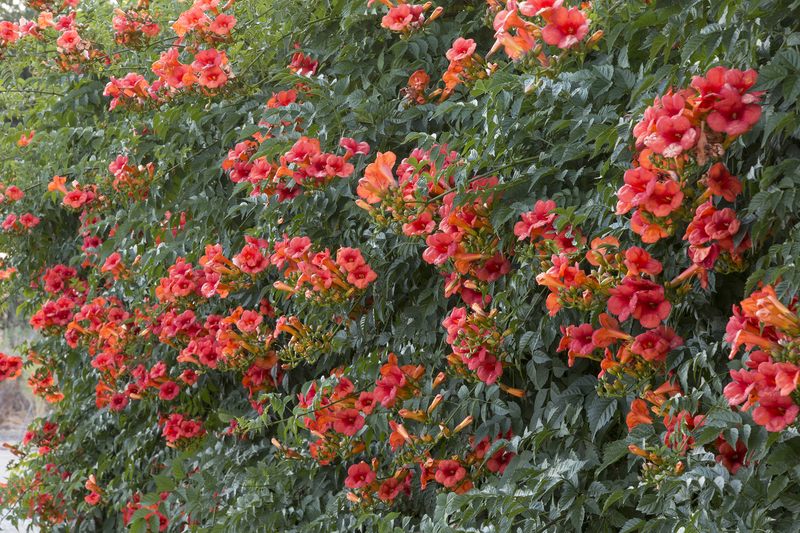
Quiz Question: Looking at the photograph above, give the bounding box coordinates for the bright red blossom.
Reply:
[541,7,589,49]
[345,462,376,489]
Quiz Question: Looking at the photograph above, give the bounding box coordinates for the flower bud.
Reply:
[583,30,604,51]
[425,6,444,24]
[399,409,427,422]
[427,394,443,414]
[453,416,474,433]
[498,382,526,397]
[628,445,649,458]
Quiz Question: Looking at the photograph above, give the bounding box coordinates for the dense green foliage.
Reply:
[1,0,800,531]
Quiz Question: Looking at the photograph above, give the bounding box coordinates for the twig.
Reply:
[0,89,64,97]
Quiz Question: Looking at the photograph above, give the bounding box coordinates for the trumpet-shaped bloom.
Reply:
[357,152,397,204]
[345,462,375,489]
[705,162,742,201]
[626,399,653,430]
[209,13,236,35]
[422,233,458,265]
[446,38,476,61]
[752,394,800,432]
[435,460,466,488]
[645,115,698,158]
[541,7,589,49]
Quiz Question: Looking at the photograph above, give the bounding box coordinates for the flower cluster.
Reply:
[172,0,237,46]
[48,11,108,72]
[22,420,63,456]
[223,132,369,199]
[0,352,23,382]
[724,285,800,432]
[622,67,761,286]
[30,297,78,333]
[287,42,318,76]
[275,136,366,190]
[443,306,511,386]
[155,243,257,304]
[271,236,378,305]
[343,417,516,505]
[380,1,443,36]
[296,372,369,465]
[0,21,22,49]
[441,38,498,100]
[152,47,233,91]
[291,356,512,502]
[102,72,164,111]
[122,493,168,531]
[40,264,87,299]
[112,8,160,46]
[46,175,104,211]
[357,146,524,394]
[358,147,507,304]
[515,200,591,315]
[104,47,233,110]
[107,154,156,199]
[557,285,678,396]
[488,0,602,74]
[1,212,40,233]
[17,130,35,147]
[160,413,206,447]
[224,139,278,195]
[0,183,24,204]
[28,368,64,403]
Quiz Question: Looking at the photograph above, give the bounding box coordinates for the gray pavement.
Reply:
[0,445,33,533]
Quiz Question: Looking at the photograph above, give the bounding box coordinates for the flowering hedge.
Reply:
[1,0,800,531]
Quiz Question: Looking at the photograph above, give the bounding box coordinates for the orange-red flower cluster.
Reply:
[0,352,23,382]
[152,47,232,90]
[288,42,318,76]
[160,413,206,446]
[380,1,443,36]
[29,370,64,403]
[1,212,40,233]
[443,305,508,385]
[441,37,497,100]
[172,0,237,45]
[621,67,761,287]
[224,130,369,199]
[358,147,510,306]
[112,8,160,46]
[108,154,156,199]
[487,0,599,71]
[122,493,168,531]
[724,286,800,432]
[103,72,163,111]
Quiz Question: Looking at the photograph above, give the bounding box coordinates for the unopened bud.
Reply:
[453,416,474,433]
[583,30,604,51]
[425,6,444,24]
[427,394,443,414]
[628,445,649,458]
[498,382,526,397]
